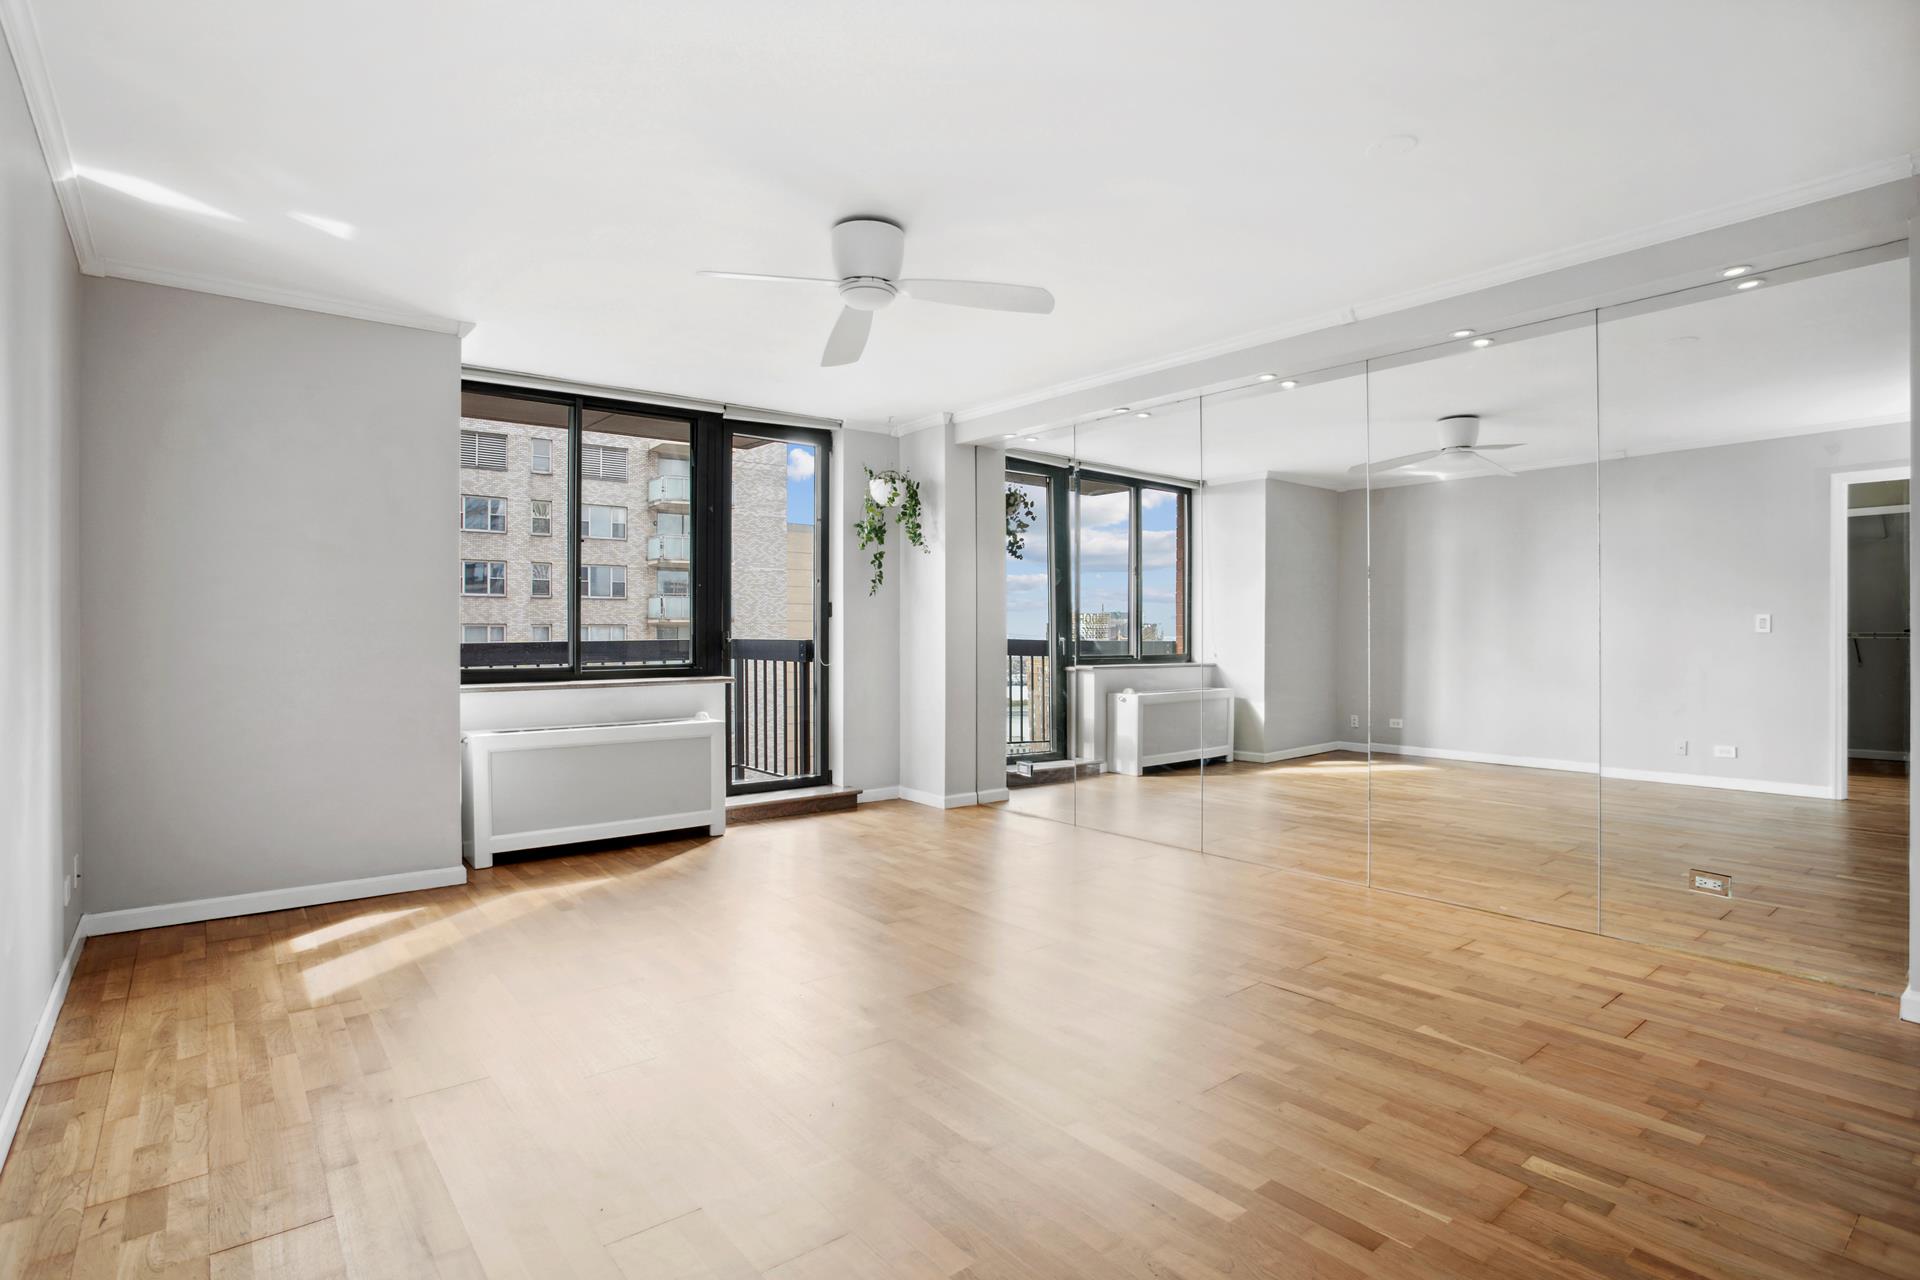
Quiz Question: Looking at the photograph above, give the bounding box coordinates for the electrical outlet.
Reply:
[1388,717,1404,729]
[1713,744,1737,759]
[1754,613,1771,634]
[1675,739,1689,756]
[1690,869,1731,897]
[1349,714,1360,728]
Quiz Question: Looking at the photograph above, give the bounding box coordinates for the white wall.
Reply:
[80,279,463,913]
[1200,479,1267,754]
[0,34,83,1149]
[1263,479,1342,753]
[830,428,901,796]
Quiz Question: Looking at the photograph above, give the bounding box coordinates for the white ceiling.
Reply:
[1060,255,1911,486]
[14,1,1920,429]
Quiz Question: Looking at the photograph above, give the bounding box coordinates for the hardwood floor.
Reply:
[1001,753,1909,995]
[4,800,1919,1279]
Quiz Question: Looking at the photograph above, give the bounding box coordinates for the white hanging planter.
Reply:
[868,474,901,508]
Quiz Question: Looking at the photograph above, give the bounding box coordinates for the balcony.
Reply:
[1007,637,1054,757]
[646,533,691,565]
[647,593,691,621]
[648,474,691,510]
[728,638,816,786]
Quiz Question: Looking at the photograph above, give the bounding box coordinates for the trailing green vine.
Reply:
[856,467,927,594]
[1005,485,1037,559]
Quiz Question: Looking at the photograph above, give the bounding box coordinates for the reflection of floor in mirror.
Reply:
[995,752,1908,995]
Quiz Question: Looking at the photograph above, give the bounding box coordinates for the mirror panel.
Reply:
[1597,246,1911,992]
[1197,367,1372,880]
[996,422,1079,828]
[1365,315,1601,927]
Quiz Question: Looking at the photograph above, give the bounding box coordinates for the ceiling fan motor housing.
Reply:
[1437,413,1481,449]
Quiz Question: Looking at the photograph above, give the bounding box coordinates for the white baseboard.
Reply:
[1234,741,1347,764]
[898,788,980,809]
[1358,743,1836,799]
[855,786,901,804]
[1850,749,1910,762]
[1903,986,1920,1025]
[976,786,1011,804]
[84,864,469,936]
[1,918,87,1170]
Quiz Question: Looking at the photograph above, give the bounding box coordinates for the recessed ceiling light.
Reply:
[1470,337,1494,348]
[1734,277,1765,290]
[1025,436,1039,443]
[1256,373,1277,382]
[290,211,356,240]
[1451,329,1476,339]
[1134,411,1151,419]
[70,166,239,221]
[1003,433,1017,439]
[1279,380,1298,390]
[1110,407,1132,416]
[1721,265,1753,278]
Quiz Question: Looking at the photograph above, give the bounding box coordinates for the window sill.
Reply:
[1066,660,1210,671]
[461,674,732,691]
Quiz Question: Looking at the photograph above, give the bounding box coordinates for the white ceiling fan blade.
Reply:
[898,279,1056,314]
[1350,449,1443,475]
[821,307,872,367]
[1472,442,1522,451]
[1464,449,1516,476]
[698,271,837,286]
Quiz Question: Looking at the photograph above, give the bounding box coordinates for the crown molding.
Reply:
[941,154,1919,435]
[0,0,97,270]
[96,258,474,336]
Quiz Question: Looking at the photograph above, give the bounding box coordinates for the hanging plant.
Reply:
[856,466,927,594]
[1005,486,1037,559]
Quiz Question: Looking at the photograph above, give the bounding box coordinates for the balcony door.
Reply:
[726,426,831,794]
[1006,458,1071,762]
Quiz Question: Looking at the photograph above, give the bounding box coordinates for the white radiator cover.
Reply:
[1109,688,1235,775]
[461,714,726,867]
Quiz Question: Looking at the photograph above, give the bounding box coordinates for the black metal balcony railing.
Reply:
[729,637,815,784]
[1007,637,1053,755]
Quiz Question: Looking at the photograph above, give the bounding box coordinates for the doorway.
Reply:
[726,426,831,794]
[1832,467,1911,800]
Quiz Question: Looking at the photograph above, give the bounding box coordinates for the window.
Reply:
[581,504,628,540]
[582,564,627,599]
[460,429,507,470]
[461,495,506,532]
[461,384,709,681]
[581,443,628,482]
[463,624,505,644]
[463,560,506,596]
[1074,471,1190,662]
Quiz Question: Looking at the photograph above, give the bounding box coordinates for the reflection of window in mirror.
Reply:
[1074,472,1191,663]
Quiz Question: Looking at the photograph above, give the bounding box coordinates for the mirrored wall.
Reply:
[983,241,1911,996]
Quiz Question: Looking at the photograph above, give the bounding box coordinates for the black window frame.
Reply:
[1070,467,1193,666]
[460,379,728,684]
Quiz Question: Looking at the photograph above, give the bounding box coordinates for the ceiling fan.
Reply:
[698,216,1055,367]
[1360,414,1520,480]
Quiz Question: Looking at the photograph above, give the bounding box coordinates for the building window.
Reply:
[580,504,629,540]
[582,624,627,642]
[461,495,507,532]
[460,429,507,471]
[581,442,629,482]
[463,560,507,596]
[531,562,551,598]
[1074,471,1190,662]
[531,623,552,642]
[581,564,627,599]
[463,624,505,644]
[530,499,551,536]
[530,436,552,474]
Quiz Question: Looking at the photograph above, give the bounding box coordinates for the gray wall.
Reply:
[0,36,83,1127]
[80,279,462,911]
[829,428,901,795]
[1341,421,1908,789]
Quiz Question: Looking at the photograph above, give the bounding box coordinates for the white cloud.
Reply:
[786,446,815,482]
[1140,489,1174,510]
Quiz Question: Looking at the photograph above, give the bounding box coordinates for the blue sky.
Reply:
[786,444,816,523]
[1006,480,1181,641]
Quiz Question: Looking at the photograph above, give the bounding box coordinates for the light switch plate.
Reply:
[1713,744,1738,759]
[1754,613,1772,634]
[1675,739,1688,756]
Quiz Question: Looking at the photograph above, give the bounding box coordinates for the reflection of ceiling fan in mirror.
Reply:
[1363,414,1520,479]
[697,217,1056,367]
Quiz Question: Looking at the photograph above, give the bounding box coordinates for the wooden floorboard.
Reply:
[1003,753,1910,995]
[3,800,1916,1278]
